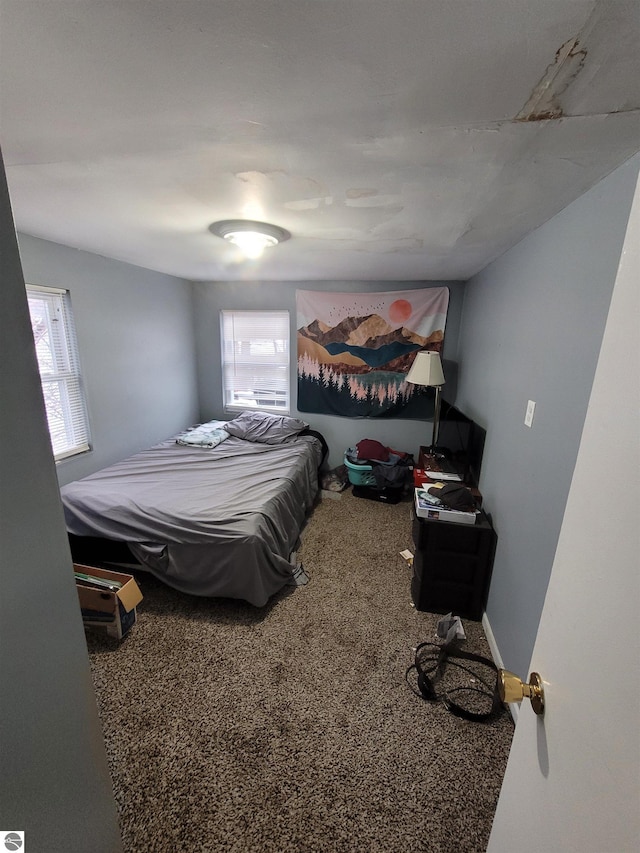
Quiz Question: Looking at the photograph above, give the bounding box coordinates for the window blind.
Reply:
[26,285,91,461]
[220,310,290,413]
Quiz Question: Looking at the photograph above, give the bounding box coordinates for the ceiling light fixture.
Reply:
[208,219,291,259]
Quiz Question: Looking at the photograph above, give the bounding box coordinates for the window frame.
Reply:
[26,284,91,462]
[220,310,291,415]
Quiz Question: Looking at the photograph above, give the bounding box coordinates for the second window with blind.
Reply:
[220,310,290,414]
[26,284,91,461]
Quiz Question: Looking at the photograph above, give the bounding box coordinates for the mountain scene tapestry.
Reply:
[296,287,449,418]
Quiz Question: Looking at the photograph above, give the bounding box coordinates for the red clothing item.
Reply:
[356,439,390,462]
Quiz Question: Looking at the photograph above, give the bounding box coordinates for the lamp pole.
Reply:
[430,384,443,454]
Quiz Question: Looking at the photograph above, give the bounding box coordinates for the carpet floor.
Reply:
[86,489,514,853]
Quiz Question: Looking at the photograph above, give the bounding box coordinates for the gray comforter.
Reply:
[61,434,322,606]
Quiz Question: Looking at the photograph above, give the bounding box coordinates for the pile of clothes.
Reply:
[346,439,414,491]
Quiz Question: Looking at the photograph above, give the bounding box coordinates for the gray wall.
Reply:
[17,233,199,486]
[192,280,465,468]
[456,153,640,679]
[0,154,122,849]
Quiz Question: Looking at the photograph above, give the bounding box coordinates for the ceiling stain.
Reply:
[515,36,587,122]
[234,169,288,183]
[346,188,378,199]
[284,197,333,210]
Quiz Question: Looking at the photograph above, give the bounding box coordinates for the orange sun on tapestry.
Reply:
[388,299,413,324]
[296,287,449,418]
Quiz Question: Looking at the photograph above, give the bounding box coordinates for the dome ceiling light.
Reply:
[208,219,291,259]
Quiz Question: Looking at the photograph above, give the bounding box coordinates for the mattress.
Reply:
[61,431,323,606]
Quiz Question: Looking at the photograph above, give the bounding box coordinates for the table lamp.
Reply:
[405,351,445,454]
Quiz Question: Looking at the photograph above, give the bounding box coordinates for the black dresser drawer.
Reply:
[411,510,497,621]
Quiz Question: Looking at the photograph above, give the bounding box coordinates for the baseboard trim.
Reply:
[482,610,519,724]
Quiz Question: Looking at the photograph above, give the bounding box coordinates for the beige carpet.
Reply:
[86,490,513,853]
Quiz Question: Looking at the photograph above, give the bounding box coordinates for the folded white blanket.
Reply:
[176,421,230,449]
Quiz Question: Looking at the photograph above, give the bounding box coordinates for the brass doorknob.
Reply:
[498,669,545,716]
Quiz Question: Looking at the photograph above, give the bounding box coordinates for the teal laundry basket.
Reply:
[344,455,377,487]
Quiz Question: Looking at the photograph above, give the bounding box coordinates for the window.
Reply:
[221,310,290,413]
[26,285,91,461]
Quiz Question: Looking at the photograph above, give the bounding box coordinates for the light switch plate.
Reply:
[525,399,536,428]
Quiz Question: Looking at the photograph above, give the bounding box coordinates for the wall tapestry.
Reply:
[296,287,449,418]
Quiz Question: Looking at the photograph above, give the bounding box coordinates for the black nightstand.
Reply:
[410,507,497,621]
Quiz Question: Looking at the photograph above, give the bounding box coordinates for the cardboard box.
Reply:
[414,488,479,525]
[74,564,143,640]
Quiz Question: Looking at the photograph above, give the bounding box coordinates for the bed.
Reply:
[61,411,326,607]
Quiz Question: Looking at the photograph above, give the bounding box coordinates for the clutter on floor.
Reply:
[344,439,414,503]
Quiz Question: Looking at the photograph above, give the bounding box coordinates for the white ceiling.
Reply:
[1,0,639,282]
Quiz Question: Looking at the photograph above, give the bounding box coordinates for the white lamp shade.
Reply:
[405,351,445,386]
